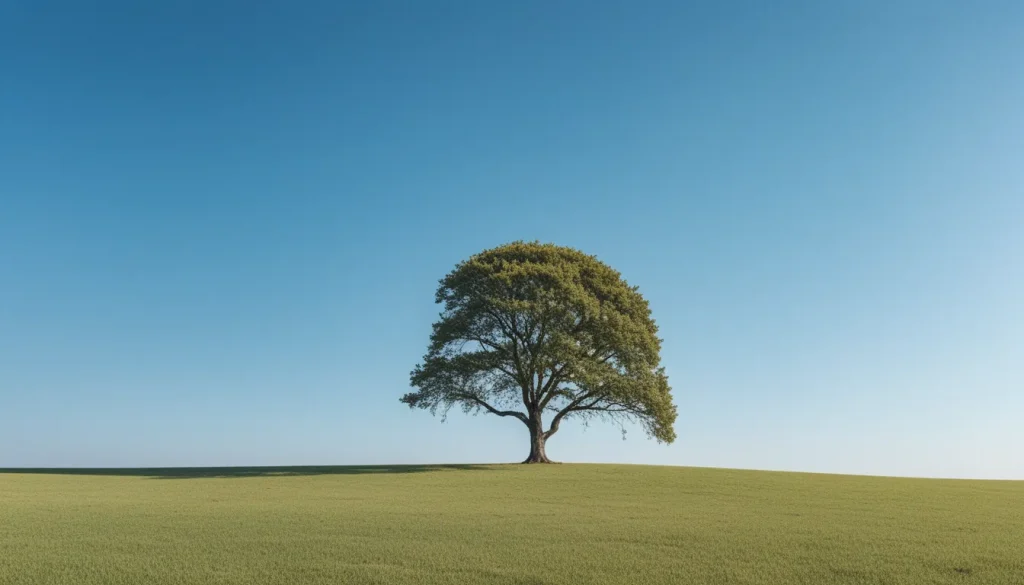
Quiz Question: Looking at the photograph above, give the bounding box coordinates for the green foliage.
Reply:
[403,242,677,454]
[2,465,1022,584]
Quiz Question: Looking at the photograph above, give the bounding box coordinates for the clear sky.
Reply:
[2,2,1022,479]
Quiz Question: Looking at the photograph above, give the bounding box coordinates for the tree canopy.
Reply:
[402,241,676,463]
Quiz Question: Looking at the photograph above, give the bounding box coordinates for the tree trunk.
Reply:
[523,412,553,463]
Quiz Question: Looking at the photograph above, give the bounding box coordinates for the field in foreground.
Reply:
[1,465,1021,584]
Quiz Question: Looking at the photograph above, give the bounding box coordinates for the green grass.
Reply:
[1,464,1021,584]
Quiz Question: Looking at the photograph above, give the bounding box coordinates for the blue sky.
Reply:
[2,2,1021,478]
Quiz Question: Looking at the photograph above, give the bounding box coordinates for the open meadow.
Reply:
[1,464,1021,584]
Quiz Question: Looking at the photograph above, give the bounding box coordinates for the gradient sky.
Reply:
[2,2,1022,478]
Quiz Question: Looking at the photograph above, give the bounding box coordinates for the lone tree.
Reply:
[402,242,676,463]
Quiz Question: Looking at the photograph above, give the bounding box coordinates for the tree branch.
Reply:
[460,336,520,382]
[527,314,549,404]
[538,364,569,409]
[544,392,596,438]
[457,394,529,425]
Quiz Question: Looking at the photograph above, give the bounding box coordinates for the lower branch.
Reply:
[458,395,529,425]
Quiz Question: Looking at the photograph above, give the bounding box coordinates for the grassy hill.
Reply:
[1,464,1020,584]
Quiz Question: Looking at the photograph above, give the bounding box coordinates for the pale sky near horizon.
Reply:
[2,2,1022,479]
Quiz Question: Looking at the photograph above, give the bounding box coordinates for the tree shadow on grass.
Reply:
[0,464,502,479]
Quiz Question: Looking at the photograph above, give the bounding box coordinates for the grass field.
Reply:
[1,464,1021,584]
